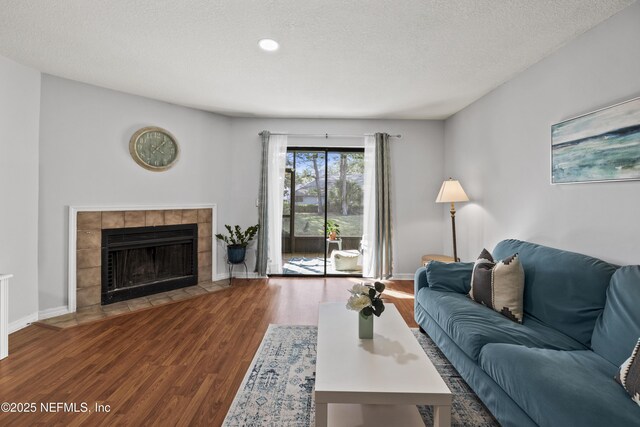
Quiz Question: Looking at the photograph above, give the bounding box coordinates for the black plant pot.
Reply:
[227,245,247,264]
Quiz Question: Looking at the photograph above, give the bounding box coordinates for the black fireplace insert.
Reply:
[101,224,198,305]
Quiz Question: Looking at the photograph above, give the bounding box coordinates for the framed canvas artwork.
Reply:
[551,96,640,184]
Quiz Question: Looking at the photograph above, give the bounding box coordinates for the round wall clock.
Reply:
[129,126,180,171]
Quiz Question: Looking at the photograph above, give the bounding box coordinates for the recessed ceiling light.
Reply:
[258,39,279,52]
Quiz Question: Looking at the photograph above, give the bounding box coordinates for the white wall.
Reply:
[36,77,446,313]
[444,2,640,265]
[38,75,233,311]
[0,55,41,325]
[229,118,445,277]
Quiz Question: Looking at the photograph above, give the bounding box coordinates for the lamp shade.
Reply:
[435,179,469,203]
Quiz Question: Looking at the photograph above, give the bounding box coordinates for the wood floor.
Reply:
[0,278,417,426]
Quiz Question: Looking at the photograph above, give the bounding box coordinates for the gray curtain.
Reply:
[374,132,393,278]
[255,130,270,276]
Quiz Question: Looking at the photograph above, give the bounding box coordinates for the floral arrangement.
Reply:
[346,282,386,317]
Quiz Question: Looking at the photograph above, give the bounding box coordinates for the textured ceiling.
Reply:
[0,1,634,119]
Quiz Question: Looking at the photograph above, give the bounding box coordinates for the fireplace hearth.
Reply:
[101,224,198,305]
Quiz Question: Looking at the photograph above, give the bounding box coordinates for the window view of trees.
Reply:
[283,150,364,238]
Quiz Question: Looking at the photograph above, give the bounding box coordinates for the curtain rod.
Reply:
[258,132,402,139]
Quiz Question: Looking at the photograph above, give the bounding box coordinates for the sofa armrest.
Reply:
[422,261,474,294]
[414,266,429,295]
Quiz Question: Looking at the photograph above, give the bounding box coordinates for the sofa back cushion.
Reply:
[591,266,640,366]
[493,239,617,346]
[425,261,474,293]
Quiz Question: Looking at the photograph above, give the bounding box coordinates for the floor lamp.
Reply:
[436,178,469,262]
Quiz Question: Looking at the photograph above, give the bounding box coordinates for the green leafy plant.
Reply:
[215,224,259,247]
[326,219,341,237]
[346,282,386,317]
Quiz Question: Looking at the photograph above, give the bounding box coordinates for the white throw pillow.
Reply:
[616,338,640,407]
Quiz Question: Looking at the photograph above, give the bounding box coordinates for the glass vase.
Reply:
[359,311,373,339]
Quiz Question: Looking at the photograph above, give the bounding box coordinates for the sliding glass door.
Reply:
[281,148,364,276]
[326,151,364,274]
[281,150,326,275]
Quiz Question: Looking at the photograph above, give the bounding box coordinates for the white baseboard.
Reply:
[390,273,415,280]
[211,272,413,281]
[212,272,413,280]
[214,272,265,281]
[8,306,71,334]
[9,312,39,334]
[39,306,70,320]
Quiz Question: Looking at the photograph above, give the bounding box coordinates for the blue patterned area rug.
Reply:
[222,325,499,427]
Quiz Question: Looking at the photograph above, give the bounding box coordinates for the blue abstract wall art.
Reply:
[552,97,640,184]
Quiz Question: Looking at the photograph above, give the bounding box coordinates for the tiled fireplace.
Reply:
[75,208,213,310]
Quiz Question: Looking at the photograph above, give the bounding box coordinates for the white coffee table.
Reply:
[315,303,452,427]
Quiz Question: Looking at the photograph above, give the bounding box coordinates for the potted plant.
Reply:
[215,224,259,264]
[326,219,340,240]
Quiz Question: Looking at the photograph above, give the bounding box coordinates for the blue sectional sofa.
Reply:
[414,239,640,427]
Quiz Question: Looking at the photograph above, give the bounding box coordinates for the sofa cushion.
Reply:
[470,249,525,323]
[416,287,586,361]
[591,266,640,366]
[478,343,640,427]
[425,261,474,293]
[493,239,617,346]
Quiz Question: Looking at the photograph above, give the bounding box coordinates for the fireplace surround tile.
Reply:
[145,210,165,226]
[76,305,106,323]
[102,211,125,229]
[164,210,183,225]
[77,286,100,307]
[77,230,101,249]
[169,291,192,302]
[77,267,100,288]
[198,223,212,238]
[149,296,173,306]
[101,301,129,313]
[77,212,101,230]
[77,248,101,269]
[100,305,131,316]
[51,318,80,328]
[182,209,198,224]
[145,293,169,302]
[198,264,212,282]
[198,209,212,223]
[200,282,224,292]
[48,312,76,324]
[185,286,208,297]
[198,236,212,253]
[198,251,212,267]
[126,297,152,311]
[124,211,146,227]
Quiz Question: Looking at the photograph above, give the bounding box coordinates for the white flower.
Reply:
[346,294,371,312]
[349,283,369,295]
